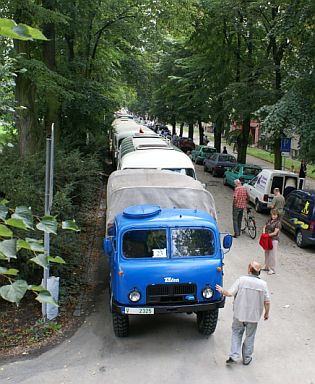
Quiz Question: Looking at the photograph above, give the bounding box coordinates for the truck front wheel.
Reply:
[112,312,129,337]
[197,309,218,336]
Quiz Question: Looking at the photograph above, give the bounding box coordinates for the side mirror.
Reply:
[223,234,233,249]
[103,237,113,256]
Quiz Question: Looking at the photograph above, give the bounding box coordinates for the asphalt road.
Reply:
[1,164,315,384]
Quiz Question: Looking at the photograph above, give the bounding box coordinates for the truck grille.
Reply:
[146,283,196,305]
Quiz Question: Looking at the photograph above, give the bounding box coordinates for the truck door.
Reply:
[284,176,298,198]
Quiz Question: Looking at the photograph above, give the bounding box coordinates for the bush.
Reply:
[0,146,103,304]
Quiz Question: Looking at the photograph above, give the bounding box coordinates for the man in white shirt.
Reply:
[216,261,270,365]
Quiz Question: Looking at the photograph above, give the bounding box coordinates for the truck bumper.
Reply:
[112,297,225,314]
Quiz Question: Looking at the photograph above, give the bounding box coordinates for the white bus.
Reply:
[118,147,196,179]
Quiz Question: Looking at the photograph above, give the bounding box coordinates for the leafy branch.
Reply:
[0,200,79,306]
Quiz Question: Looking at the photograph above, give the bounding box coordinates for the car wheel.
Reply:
[223,176,228,186]
[255,200,262,213]
[204,164,208,172]
[212,169,217,177]
[295,230,306,248]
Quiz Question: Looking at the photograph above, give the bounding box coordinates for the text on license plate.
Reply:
[122,307,154,315]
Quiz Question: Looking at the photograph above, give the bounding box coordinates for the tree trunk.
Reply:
[238,116,250,164]
[270,6,285,170]
[43,0,60,141]
[188,123,194,139]
[198,119,203,145]
[14,6,40,157]
[179,122,184,137]
[14,40,40,157]
[171,115,176,135]
[213,97,224,152]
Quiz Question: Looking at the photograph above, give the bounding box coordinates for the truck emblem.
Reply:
[164,277,180,283]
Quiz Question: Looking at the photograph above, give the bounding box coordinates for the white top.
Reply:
[106,169,217,231]
[229,275,270,322]
[119,148,195,172]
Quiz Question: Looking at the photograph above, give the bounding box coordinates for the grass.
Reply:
[210,134,315,180]
[246,147,315,179]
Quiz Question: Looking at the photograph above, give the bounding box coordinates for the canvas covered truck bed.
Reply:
[106,169,217,232]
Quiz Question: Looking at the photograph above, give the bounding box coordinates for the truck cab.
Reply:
[104,170,232,337]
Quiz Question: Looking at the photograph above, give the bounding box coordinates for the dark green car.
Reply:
[223,163,262,187]
[191,145,217,165]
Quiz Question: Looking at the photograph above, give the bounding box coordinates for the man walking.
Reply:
[216,261,270,366]
[232,179,248,237]
[270,187,285,217]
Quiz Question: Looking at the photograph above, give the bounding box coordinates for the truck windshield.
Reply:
[172,228,214,257]
[123,229,167,259]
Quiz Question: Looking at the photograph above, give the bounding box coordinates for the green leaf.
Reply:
[5,218,27,230]
[48,256,66,264]
[0,280,29,304]
[36,215,57,234]
[0,199,9,204]
[0,267,19,276]
[16,24,48,41]
[62,220,80,232]
[0,239,17,259]
[17,239,31,250]
[35,290,58,306]
[0,18,15,28]
[0,224,13,237]
[17,238,45,252]
[0,18,48,41]
[30,253,48,268]
[12,206,34,229]
[0,203,8,221]
[28,284,46,292]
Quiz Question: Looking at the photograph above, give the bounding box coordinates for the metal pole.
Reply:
[42,124,54,319]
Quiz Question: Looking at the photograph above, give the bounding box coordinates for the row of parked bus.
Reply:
[111,115,196,179]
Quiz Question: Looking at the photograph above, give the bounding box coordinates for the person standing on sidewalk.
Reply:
[232,179,249,238]
[270,188,285,217]
[262,208,281,275]
[216,261,270,366]
[299,160,307,178]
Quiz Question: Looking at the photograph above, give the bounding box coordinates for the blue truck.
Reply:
[104,169,232,337]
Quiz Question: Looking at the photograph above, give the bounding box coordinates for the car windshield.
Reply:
[123,229,167,259]
[171,228,215,257]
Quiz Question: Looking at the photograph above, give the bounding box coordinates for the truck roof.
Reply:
[106,169,217,231]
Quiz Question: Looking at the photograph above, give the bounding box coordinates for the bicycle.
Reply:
[241,206,257,239]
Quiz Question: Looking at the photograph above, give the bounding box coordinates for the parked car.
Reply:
[281,189,315,248]
[191,145,217,164]
[174,137,196,153]
[244,169,303,213]
[223,163,262,187]
[204,153,237,177]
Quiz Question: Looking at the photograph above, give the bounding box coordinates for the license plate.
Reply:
[122,307,154,315]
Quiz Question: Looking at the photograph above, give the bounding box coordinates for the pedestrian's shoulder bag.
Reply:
[259,233,273,250]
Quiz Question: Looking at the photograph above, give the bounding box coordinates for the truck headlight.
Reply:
[202,286,213,299]
[129,289,141,302]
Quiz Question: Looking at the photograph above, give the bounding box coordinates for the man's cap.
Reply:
[250,261,262,273]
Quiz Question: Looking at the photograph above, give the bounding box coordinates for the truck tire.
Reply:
[112,312,129,337]
[197,309,218,336]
